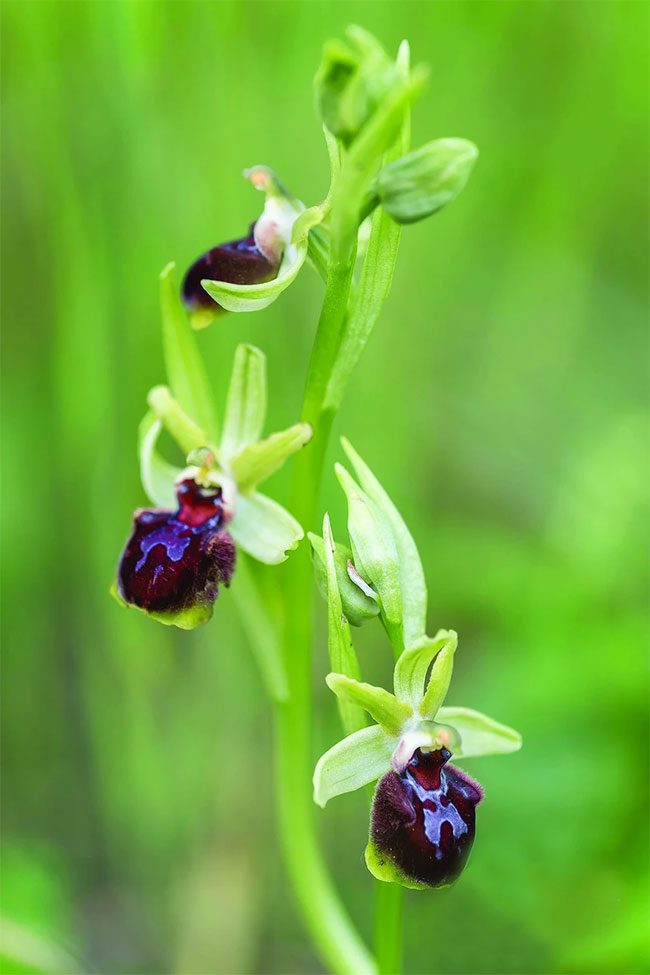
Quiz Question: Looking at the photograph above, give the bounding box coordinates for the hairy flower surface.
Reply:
[117,478,236,628]
[368,747,482,889]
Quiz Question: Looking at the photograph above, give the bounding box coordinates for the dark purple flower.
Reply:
[368,748,483,888]
[116,478,236,628]
[181,223,279,319]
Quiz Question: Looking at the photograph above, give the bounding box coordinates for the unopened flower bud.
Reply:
[116,478,236,628]
[181,224,279,327]
[371,138,478,225]
[315,27,400,146]
[366,747,482,889]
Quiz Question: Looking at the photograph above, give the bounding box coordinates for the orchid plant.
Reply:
[112,25,520,975]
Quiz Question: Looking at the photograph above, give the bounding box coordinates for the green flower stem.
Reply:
[375,882,403,975]
[272,256,377,975]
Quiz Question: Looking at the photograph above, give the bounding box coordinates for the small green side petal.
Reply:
[326,673,411,736]
[419,635,457,719]
[147,385,211,457]
[230,422,312,492]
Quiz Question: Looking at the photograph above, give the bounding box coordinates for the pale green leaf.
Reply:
[393,630,457,709]
[326,673,411,736]
[138,412,181,508]
[341,438,427,650]
[437,706,522,758]
[159,262,218,438]
[230,422,312,492]
[313,724,395,808]
[220,345,267,461]
[228,491,303,565]
[201,239,307,313]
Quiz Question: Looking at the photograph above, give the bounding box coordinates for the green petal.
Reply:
[230,422,312,492]
[437,706,522,758]
[228,492,303,565]
[201,239,307,313]
[138,411,181,508]
[393,630,457,710]
[220,344,267,462]
[313,724,395,808]
[326,674,411,737]
[147,385,211,457]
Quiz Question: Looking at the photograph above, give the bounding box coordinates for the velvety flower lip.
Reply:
[181,223,278,315]
[369,747,483,889]
[116,478,236,626]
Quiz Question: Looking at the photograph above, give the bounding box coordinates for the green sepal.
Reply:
[201,238,307,314]
[373,138,478,225]
[309,531,380,627]
[138,411,181,508]
[320,515,364,735]
[364,840,429,890]
[335,462,404,649]
[228,491,303,565]
[159,262,218,438]
[230,422,312,492]
[326,673,412,737]
[110,582,214,630]
[393,630,457,711]
[341,438,427,650]
[147,385,212,457]
[220,344,267,461]
[313,724,395,808]
[437,706,522,758]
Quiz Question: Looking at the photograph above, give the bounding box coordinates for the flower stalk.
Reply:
[112,24,490,975]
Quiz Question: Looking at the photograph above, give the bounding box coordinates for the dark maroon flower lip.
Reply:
[369,747,482,888]
[116,478,236,628]
[181,223,279,315]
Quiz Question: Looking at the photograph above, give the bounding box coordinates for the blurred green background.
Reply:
[2,2,648,973]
